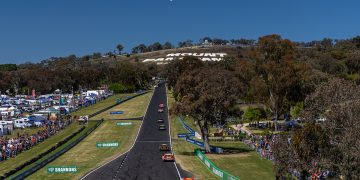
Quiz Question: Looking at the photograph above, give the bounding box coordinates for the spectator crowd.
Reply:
[0,117,74,162]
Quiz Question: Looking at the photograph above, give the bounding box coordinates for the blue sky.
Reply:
[0,0,359,64]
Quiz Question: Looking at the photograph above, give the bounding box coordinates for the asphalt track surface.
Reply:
[83,83,190,180]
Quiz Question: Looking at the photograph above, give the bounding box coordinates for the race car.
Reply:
[159,103,165,108]
[158,108,164,113]
[159,124,166,130]
[159,144,170,151]
[157,119,164,123]
[162,153,175,161]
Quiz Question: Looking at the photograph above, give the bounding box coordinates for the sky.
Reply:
[0,0,360,64]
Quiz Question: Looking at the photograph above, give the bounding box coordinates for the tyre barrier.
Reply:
[195,149,239,180]
[0,126,86,179]
[10,120,103,180]
[7,91,149,179]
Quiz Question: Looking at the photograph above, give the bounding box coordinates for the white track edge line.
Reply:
[80,91,155,180]
[166,86,183,180]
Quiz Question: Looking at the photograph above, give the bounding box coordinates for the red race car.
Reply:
[162,153,175,161]
[159,103,165,108]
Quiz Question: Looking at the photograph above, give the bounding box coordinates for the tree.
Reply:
[116,44,124,55]
[163,42,174,49]
[243,107,262,126]
[171,67,241,152]
[352,36,360,48]
[252,34,310,130]
[273,77,360,179]
[178,40,193,48]
[165,56,204,91]
[149,42,162,51]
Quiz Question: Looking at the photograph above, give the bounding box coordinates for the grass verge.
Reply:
[0,123,83,176]
[168,90,275,180]
[27,120,140,180]
[90,92,152,120]
[27,91,153,179]
[9,121,98,178]
[71,93,132,117]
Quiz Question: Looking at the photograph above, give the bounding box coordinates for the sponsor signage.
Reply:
[117,122,132,126]
[110,111,124,115]
[143,53,228,65]
[96,142,119,148]
[47,166,77,173]
[116,98,122,103]
[195,150,239,180]
[178,133,188,138]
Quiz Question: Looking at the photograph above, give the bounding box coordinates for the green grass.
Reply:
[28,120,141,180]
[9,121,99,179]
[71,93,132,117]
[168,90,275,180]
[90,92,152,120]
[0,123,83,177]
[27,91,153,179]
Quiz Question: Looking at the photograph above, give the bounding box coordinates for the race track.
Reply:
[82,82,189,180]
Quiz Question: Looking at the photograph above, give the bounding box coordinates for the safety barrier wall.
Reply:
[177,117,223,154]
[195,149,239,180]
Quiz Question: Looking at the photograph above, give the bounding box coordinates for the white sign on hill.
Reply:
[143,53,227,64]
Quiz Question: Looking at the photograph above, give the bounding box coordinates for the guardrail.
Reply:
[8,91,149,180]
[177,117,223,154]
[195,149,239,180]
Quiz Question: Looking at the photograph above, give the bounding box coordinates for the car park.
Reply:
[159,144,170,151]
[157,119,164,123]
[162,153,175,161]
[159,124,166,130]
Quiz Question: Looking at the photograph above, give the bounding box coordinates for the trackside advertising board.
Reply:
[96,142,119,148]
[47,166,77,173]
[195,149,239,180]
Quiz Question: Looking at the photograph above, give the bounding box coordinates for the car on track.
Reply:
[157,119,164,123]
[158,108,164,113]
[159,124,166,130]
[162,153,175,161]
[159,103,165,108]
[159,144,170,151]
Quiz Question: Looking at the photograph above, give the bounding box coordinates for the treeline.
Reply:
[166,34,360,178]
[0,56,157,95]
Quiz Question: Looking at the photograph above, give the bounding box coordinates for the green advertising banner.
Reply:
[47,166,77,173]
[195,149,239,180]
[116,122,132,126]
[96,142,119,148]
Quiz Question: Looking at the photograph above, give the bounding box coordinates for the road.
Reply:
[82,82,189,180]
